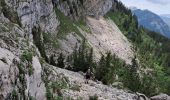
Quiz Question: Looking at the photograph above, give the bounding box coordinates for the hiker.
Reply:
[85,68,92,84]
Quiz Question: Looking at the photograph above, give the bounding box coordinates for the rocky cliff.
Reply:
[54,0,114,19]
[0,0,168,100]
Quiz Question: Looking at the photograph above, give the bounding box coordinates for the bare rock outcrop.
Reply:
[43,64,139,100]
[53,0,114,19]
[1,0,59,36]
[151,94,170,100]
[79,16,134,63]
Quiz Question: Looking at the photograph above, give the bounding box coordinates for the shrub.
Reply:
[46,85,53,100]
[123,57,141,92]
[89,94,98,100]
[28,65,34,76]
[21,51,33,62]
[53,96,63,100]
[70,84,81,91]
[11,89,18,100]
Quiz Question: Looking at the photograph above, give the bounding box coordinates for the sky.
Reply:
[120,0,170,15]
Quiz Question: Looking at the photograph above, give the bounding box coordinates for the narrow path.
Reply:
[53,67,137,100]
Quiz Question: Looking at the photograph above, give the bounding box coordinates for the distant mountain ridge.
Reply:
[161,14,170,18]
[131,8,170,38]
[160,15,170,28]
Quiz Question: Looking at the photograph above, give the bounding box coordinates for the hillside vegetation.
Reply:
[105,1,170,96]
[51,0,170,97]
[1,0,170,99]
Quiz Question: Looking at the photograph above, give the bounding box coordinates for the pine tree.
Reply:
[140,74,157,96]
[95,52,115,85]
[125,57,141,92]
[72,39,89,72]
[87,48,93,70]
[102,52,114,85]
[95,55,105,81]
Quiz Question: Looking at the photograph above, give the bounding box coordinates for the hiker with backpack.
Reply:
[85,68,93,84]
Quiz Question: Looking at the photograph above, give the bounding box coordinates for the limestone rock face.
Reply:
[53,0,114,19]
[26,56,46,100]
[85,0,114,18]
[3,0,59,35]
[0,48,19,100]
[0,7,46,99]
[0,0,157,100]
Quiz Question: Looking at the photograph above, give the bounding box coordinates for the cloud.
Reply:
[120,0,170,14]
[146,0,170,5]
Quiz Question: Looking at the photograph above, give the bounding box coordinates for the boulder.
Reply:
[151,94,170,100]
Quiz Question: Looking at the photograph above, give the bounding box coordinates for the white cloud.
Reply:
[120,0,170,14]
[146,0,170,5]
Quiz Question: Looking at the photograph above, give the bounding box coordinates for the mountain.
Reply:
[0,0,138,99]
[0,0,170,99]
[131,9,170,38]
[160,15,170,28]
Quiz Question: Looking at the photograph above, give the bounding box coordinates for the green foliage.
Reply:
[46,85,53,100]
[11,89,18,100]
[29,96,36,100]
[95,52,115,85]
[53,96,63,100]
[70,84,81,91]
[68,40,141,87]
[32,26,48,62]
[95,53,129,85]
[54,8,83,38]
[21,51,33,62]
[76,19,92,33]
[105,0,170,95]
[53,0,170,96]
[123,57,141,92]
[51,80,68,90]
[0,0,22,26]
[20,51,34,76]
[17,63,27,99]
[89,94,98,100]
[28,65,34,76]
[140,74,158,96]
[43,32,59,49]
[17,63,25,75]
[70,39,94,72]
[43,32,52,44]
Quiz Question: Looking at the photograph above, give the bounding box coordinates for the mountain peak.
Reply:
[132,8,170,38]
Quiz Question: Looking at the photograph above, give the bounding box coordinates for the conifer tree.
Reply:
[125,56,141,92]
[102,52,114,85]
[87,48,93,70]
[95,55,105,81]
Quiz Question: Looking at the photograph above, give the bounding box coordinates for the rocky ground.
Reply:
[51,66,137,100]
[81,16,134,64]
[0,0,170,99]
